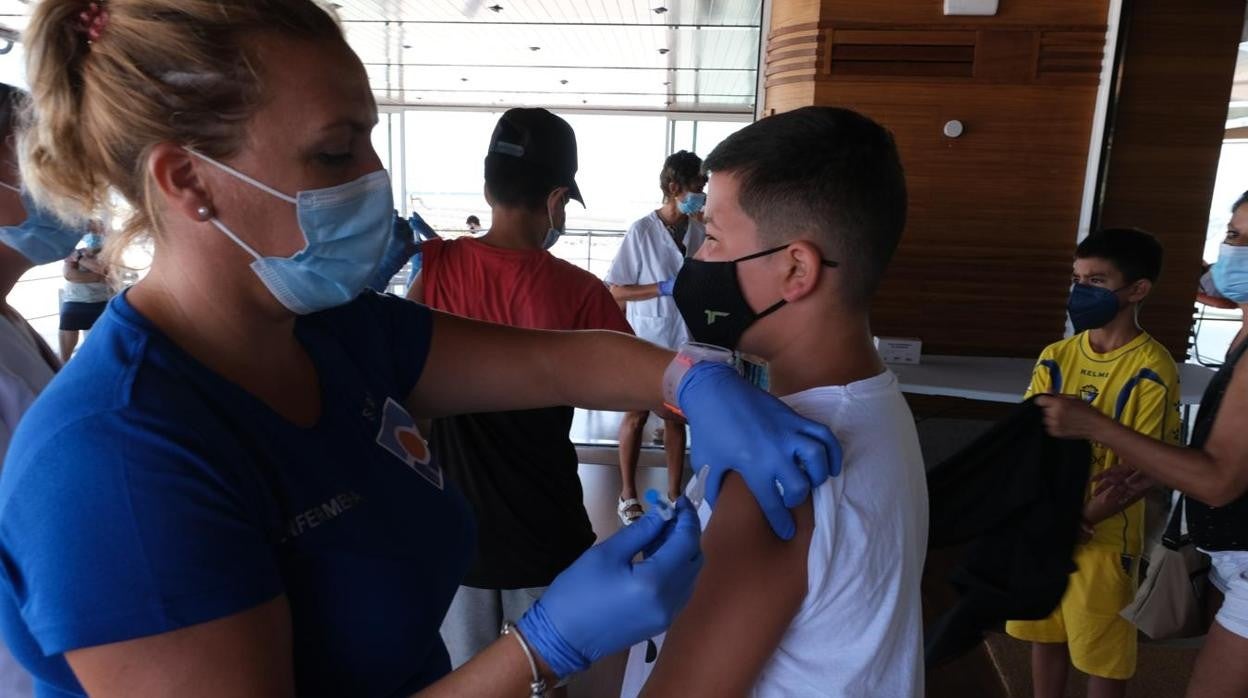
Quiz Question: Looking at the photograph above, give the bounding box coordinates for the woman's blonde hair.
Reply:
[18,0,345,262]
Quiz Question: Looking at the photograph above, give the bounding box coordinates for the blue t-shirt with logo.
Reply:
[0,291,475,697]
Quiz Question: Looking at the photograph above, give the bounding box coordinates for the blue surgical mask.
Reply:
[543,211,564,250]
[190,151,393,315]
[0,184,89,265]
[677,192,706,216]
[1212,243,1248,303]
[1067,283,1122,333]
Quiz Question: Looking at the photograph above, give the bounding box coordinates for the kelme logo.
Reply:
[705,310,730,325]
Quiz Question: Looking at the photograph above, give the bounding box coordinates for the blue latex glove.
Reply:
[679,361,842,540]
[408,211,440,241]
[517,498,702,679]
[657,278,676,296]
[364,215,421,292]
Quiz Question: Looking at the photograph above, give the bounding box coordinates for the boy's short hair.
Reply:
[1233,191,1248,214]
[659,150,705,198]
[466,215,480,226]
[702,106,907,308]
[484,156,562,211]
[1075,228,1164,283]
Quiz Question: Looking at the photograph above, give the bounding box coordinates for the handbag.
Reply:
[1119,496,1212,640]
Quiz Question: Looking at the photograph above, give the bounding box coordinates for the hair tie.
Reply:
[75,2,110,45]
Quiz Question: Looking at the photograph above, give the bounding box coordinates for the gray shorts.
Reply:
[439,585,547,669]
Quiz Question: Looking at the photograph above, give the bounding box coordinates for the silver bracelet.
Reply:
[501,621,548,697]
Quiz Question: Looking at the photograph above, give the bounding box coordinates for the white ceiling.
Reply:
[0,0,762,113]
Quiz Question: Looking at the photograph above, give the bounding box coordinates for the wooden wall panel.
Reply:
[814,0,1110,27]
[763,0,1108,356]
[824,84,1099,355]
[1097,0,1246,359]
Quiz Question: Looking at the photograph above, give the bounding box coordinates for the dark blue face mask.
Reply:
[1067,283,1123,333]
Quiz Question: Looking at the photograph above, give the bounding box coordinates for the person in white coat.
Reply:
[606,151,706,523]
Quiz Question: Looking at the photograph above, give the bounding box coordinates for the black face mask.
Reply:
[672,245,838,350]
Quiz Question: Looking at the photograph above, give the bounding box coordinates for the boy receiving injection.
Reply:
[636,106,928,696]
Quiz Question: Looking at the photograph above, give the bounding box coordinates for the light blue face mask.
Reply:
[1212,243,1248,303]
[0,183,89,265]
[543,210,564,250]
[677,192,706,216]
[189,151,393,315]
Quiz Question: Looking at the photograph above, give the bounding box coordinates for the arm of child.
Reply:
[1023,350,1055,400]
[1084,373,1179,525]
[405,272,424,304]
[640,474,812,697]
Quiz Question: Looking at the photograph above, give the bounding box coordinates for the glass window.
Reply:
[364,110,745,277]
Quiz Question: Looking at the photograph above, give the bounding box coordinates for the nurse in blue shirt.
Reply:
[0,2,841,697]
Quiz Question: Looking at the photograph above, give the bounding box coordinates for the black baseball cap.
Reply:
[486,108,584,205]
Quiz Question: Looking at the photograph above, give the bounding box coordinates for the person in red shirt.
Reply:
[407,108,633,680]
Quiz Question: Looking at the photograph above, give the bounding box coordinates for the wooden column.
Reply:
[764,0,1109,357]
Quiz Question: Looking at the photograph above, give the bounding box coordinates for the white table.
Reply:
[892,354,1215,406]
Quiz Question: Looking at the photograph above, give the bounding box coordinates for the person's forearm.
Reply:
[1089,417,1231,505]
[542,330,672,412]
[64,268,101,283]
[1083,488,1147,526]
[609,283,662,303]
[414,637,556,697]
[410,312,673,418]
[77,257,107,275]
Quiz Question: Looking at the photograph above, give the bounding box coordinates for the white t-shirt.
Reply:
[622,371,929,697]
[604,212,704,350]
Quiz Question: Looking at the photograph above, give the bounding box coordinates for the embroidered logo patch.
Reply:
[375,397,442,490]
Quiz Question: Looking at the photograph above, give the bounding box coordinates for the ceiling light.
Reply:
[653,6,668,13]
[529,46,541,51]
[658,48,670,55]
[461,77,469,82]
[488,4,503,11]
[402,44,412,49]
[560,79,568,85]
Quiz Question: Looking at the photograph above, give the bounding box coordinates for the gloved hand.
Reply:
[391,213,415,244]
[657,278,676,296]
[678,361,842,540]
[408,211,440,241]
[517,498,702,679]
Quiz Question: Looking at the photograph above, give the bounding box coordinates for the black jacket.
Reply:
[924,397,1090,666]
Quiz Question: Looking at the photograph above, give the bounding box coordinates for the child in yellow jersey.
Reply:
[1006,228,1181,698]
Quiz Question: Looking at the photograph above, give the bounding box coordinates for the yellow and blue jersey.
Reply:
[1025,331,1181,555]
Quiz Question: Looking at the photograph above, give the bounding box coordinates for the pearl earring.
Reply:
[196,205,212,220]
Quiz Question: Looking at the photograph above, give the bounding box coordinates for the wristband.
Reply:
[661,342,735,416]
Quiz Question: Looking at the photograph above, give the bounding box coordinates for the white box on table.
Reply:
[875,336,922,365]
